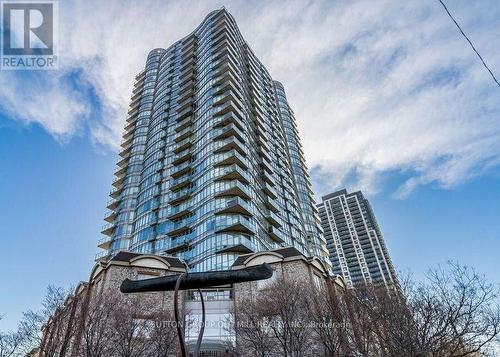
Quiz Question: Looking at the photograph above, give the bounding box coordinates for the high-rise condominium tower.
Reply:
[317,189,397,287]
[97,8,329,273]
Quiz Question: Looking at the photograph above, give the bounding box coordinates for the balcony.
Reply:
[265,211,282,228]
[263,182,277,199]
[97,236,112,250]
[112,175,125,188]
[212,39,238,61]
[213,123,245,143]
[216,236,256,254]
[257,134,270,152]
[214,180,251,200]
[165,233,194,254]
[180,53,196,70]
[213,90,243,110]
[119,144,132,158]
[260,148,272,163]
[213,100,244,120]
[213,137,247,156]
[178,79,195,95]
[213,111,244,132]
[127,105,139,118]
[167,215,195,237]
[177,89,194,105]
[181,40,196,56]
[260,159,273,175]
[104,210,117,223]
[215,198,252,217]
[213,70,241,89]
[115,165,127,177]
[120,135,133,149]
[176,106,194,122]
[171,160,193,179]
[265,198,279,213]
[117,155,129,168]
[107,198,120,210]
[173,137,193,154]
[168,187,193,205]
[214,150,249,169]
[215,216,254,235]
[172,148,193,166]
[213,77,241,97]
[110,186,123,199]
[175,116,193,131]
[212,52,239,74]
[95,250,111,261]
[214,164,250,184]
[256,125,268,143]
[179,64,195,81]
[167,205,193,220]
[170,173,193,191]
[177,96,193,112]
[261,169,275,186]
[174,126,194,142]
[267,226,284,243]
[101,223,115,236]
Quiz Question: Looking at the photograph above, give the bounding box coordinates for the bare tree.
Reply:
[308,282,353,356]
[408,263,500,356]
[0,316,23,357]
[146,310,178,357]
[233,277,316,357]
[232,296,278,356]
[109,297,151,357]
[18,286,68,356]
[78,292,115,357]
[339,263,500,357]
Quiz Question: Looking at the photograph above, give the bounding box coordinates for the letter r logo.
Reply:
[2,2,53,55]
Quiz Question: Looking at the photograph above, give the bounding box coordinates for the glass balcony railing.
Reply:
[168,186,194,204]
[215,215,255,235]
[214,164,250,184]
[214,180,251,200]
[213,111,244,132]
[107,198,120,210]
[95,250,111,261]
[175,116,193,131]
[263,182,278,199]
[174,127,194,142]
[214,149,249,169]
[166,232,195,253]
[167,215,196,236]
[215,235,256,254]
[267,225,284,243]
[170,173,194,191]
[97,236,112,249]
[172,148,193,166]
[171,160,193,179]
[167,204,193,220]
[216,197,253,216]
[101,223,115,236]
[213,123,245,143]
[265,211,282,228]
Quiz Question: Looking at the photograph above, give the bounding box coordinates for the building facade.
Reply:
[317,189,397,287]
[39,249,342,357]
[97,7,329,273]
[39,252,187,357]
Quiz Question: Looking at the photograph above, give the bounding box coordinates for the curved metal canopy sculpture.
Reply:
[120,263,273,357]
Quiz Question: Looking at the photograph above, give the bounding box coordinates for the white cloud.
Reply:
[0,72,89,141]
[1,0,499,196]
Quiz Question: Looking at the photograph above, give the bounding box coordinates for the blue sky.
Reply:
[1,0,499,331]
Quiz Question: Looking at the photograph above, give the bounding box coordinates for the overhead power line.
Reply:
[438,0,500,88]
